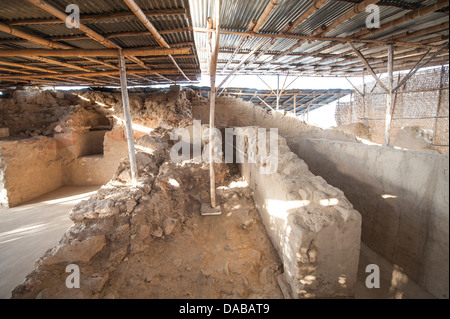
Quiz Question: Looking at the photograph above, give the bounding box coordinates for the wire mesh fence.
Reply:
[336,64,449,154]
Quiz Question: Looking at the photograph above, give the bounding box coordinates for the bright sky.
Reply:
[196,74,362,128]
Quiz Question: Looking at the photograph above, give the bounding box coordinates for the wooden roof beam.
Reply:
[222,0,280,73]
[25,0,119,49]
[353,0,449,39]
[312,0,382,37]
[24,0,164,82]
[5,9,187,26]
[123,0,191,82]
[283,0,328,34]
[348,42,389,93]
[0,59,59,74]
[0,69,190,80]
[0,47,192,57]
[195,28,439,49]
[253,0,280,33]
[0,21,71,49]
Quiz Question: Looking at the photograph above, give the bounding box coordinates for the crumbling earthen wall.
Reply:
[0,88,193,206]
[0,137,62,207]
[287,137,449,299]
[236,128,362,298]
[11,128,285,299]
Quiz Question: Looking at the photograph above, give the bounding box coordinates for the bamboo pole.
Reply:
[354,0,449,39]
[0,69,183,80]
[432,65,445,146]
[0,67,32,74]
[313,0,382,37]
[0,22,70,49]
[0,60,59,74]
[8,9,187,25]
[123,0,191,82]
[118,50,138,183]
[194,28,439,49]
[294,94,297,116]
[283,0,328,33]
[385,45,394,146]
[349,42,390,94]
[393,42,449,92]
[0,47,192,57]
[276,74,280,110]
[25,0,119,49]
[217,39,269,88]
[209,0,221,209]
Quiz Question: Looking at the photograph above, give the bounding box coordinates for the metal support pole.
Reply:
[118,50,138,182]
[385,45,394,146]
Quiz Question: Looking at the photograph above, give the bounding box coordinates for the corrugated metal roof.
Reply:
[0,0,201,86]
[189,0,449,77]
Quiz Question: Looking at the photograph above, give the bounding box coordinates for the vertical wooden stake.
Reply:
[294,94,297,116]
[362,74,366,120]
[209,0,221,208]
[118,50,138,182]
[432,65,445,147]
[276,74,280,111]
[385,45,394,146]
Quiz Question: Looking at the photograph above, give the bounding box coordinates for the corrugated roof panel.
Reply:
[221,0,268,30]
[0,0,54,20]
[259,0,317,33]
[291,1,356,35]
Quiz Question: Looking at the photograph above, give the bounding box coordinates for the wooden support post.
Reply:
[276,74,280,111]
[294,94,297,116]
[432,65,445,146]
[362,74,366,120]
[349,42,390,94]
[209,0,221,208]
[385,45,394,146]
[118,50,138,182]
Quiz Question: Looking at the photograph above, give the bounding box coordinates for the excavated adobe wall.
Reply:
[190,93,360,142]
[236,128,362,298]
[287,137,449,299]
[0,137,62,207]
[0,88,193,206]
[191,91,448,298]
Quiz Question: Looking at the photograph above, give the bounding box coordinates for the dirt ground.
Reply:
[103,172,284,299]
[11,142,284,299]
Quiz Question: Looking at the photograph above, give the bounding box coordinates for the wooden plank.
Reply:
[384,45,394,146]
[349,42,390,94]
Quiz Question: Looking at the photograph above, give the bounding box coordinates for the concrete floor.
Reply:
[0,186,101,299]
[0,184,434,299]
[355,243,434,299]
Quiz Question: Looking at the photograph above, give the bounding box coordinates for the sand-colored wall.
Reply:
[64,126,128,186]
[287,137,449,299]
[192,96,359,142]
[0,137,62,207]
[237,128,362,298]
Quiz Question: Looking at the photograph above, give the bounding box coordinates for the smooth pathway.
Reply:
[0,186,100,299]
